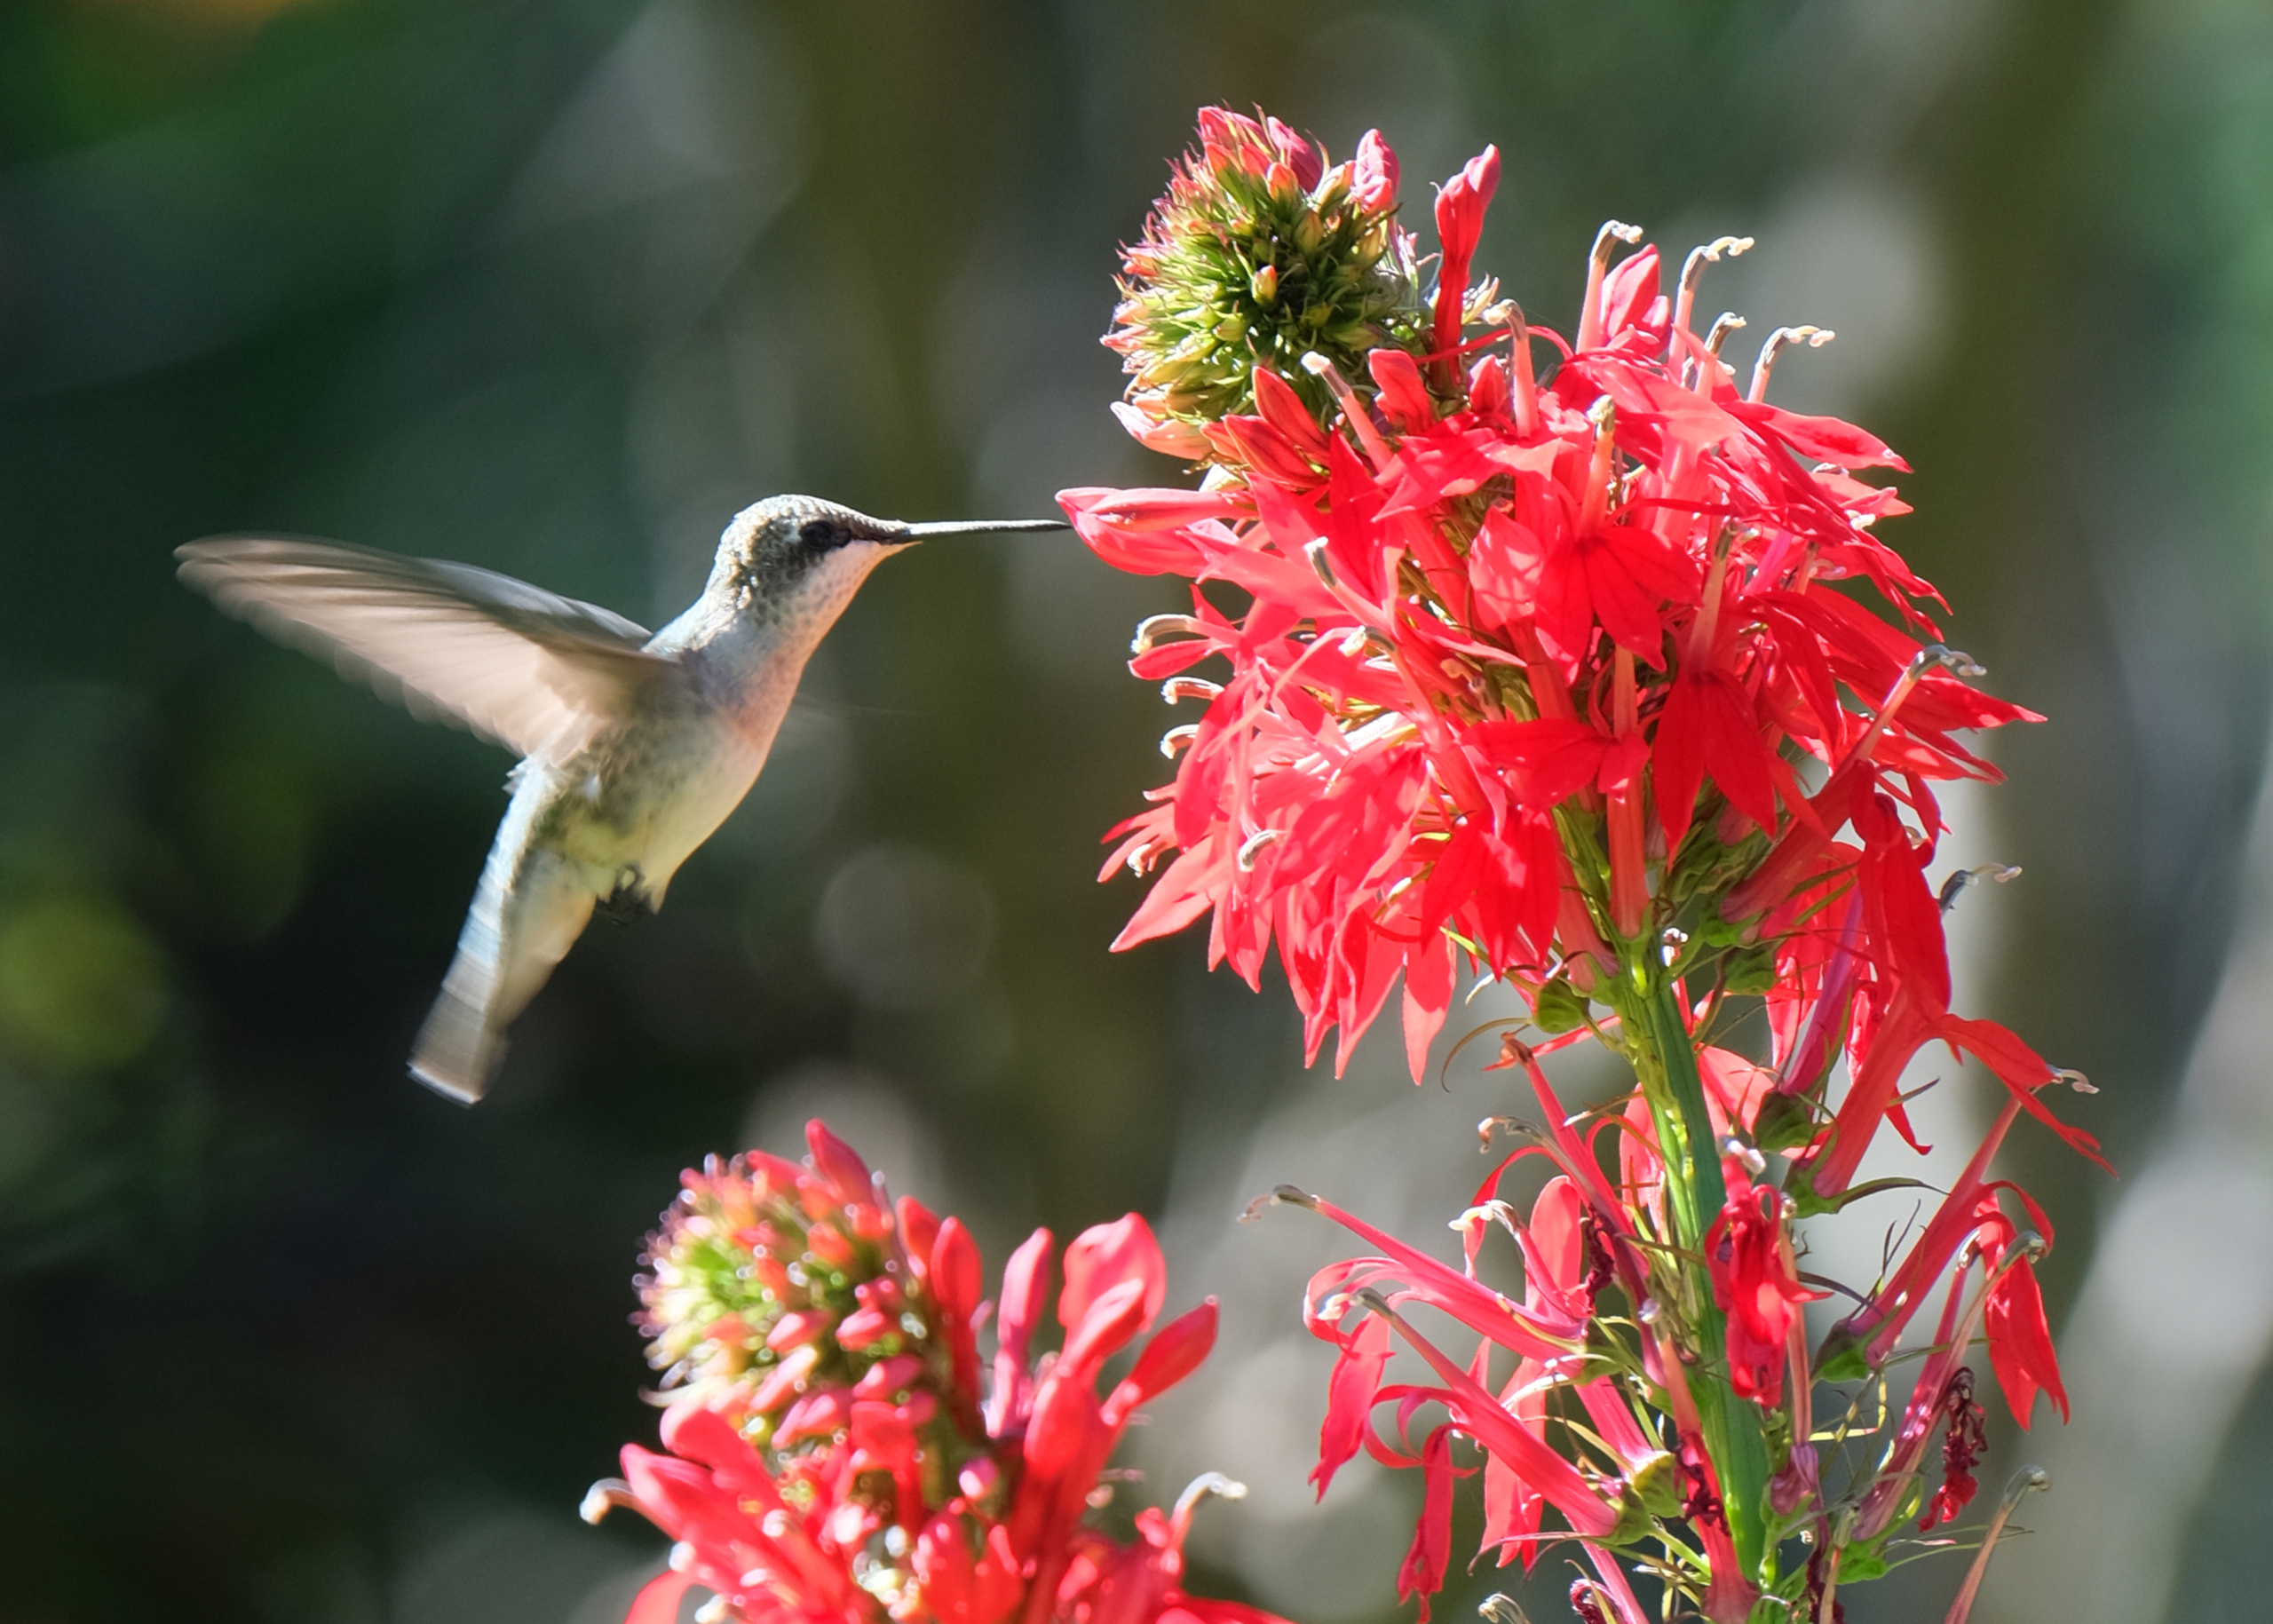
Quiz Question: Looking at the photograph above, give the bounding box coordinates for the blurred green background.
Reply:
[4,0,2272,1620]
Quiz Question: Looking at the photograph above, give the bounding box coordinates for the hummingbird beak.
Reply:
[896,518,1072,543]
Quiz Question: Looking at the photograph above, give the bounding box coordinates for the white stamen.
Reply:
[1236,828,1285,870]
[1160,725,1200,758]
[1302,351,1397,470]
[1160,676,1224,704]
[1747,324,1834,402]
[1914,642,1989,679]
[1595,220,1646,254]
[1478,1595,1532,1624]
[1175,1472,1247,1523]
[1131,614,1211,655]
[1718,1134,1768,1178]
[1451,1200,1520,1238]
[1577,221,1646,350]
[1703,312,1746,360]
[1675,235,1754,336]
[2055,1067,2098,1095]
[579,1481,633,1525]
[1938,862,2023,911]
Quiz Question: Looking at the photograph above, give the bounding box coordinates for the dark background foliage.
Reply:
[2,2,2269,1621]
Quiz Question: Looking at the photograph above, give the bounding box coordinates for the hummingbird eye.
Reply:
[798,519,849,552]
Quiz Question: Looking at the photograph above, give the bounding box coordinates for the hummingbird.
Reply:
[178,495,1067,1103]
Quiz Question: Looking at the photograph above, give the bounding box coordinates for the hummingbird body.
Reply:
[178,495,1065,1101]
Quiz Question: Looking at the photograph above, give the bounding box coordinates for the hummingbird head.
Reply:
[709,495,1067,628]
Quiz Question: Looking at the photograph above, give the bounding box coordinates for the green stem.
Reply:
[1634,974,1770,1587]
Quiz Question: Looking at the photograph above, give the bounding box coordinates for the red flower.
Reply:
[1078,107,2111,1623]
[589,1122,1276,1624]
[1978,1201,2070,1428]
[1070,143,2064,1116]
[1703,1178,1824,1406]
[1271,1177,1623,1612]
[1917,1368,1987,1531]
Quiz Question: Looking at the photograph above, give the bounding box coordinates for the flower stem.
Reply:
[1637,975,1770,1587]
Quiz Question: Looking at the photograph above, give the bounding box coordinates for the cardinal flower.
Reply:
[1074,106,2110,1624]
[1703,1178,1824,1407]
[586,1122,1281,1624]
[1069,116,2080,1169]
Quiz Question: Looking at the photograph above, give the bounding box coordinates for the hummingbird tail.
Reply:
[410,815,598,1102]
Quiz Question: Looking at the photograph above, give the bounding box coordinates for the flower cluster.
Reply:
[1066,110,2107,1622]
[588,1121,1277,1624]
[1106,107,1421,456]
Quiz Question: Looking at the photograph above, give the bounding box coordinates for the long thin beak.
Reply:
[899,518,1070,539]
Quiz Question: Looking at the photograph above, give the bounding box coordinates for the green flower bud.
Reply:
[1105,109,1426,458]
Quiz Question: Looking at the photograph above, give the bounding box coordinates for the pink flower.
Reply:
[590,1122,1274,1624]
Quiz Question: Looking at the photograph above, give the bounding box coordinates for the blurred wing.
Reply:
[177,535,673,760]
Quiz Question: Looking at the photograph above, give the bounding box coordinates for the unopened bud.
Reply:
[1251,264,1280,305]
[1625,1449,1684,1518]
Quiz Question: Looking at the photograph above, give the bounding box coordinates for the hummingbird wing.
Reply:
[177,535,673,761]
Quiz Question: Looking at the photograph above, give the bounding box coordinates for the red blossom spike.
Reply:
[1040,103,2108,1624]
[599,1121,1271,1624]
